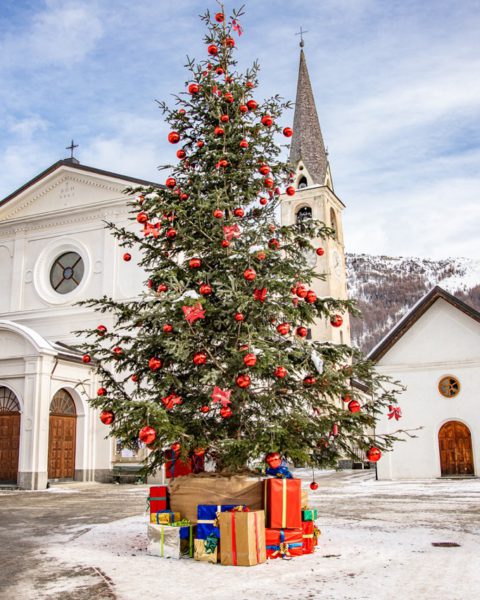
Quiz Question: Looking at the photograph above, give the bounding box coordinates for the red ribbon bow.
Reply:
[211,386,232,407]
[232,19,243,36]
[182,303,206,324]
[162,394,183,410]
[223,224,241,241]
[388,405,402,421]
[143,222,161,238]
[253,287,267,302]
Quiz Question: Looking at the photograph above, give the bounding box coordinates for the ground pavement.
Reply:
[0,470,479,599]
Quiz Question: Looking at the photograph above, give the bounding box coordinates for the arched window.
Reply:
[298,176,308,189]
[330,208,338,239]
[296,206,312,225]
[50,389,76,415]
[0,387,20,413]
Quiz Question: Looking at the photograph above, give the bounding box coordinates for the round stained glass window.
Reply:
[438,376,460,398]
[50,252,84,294]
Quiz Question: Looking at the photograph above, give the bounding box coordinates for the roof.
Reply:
[368,286,480,362]
[289,49,329,186]
[0,159,162,210]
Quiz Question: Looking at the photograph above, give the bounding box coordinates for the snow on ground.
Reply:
[44,471,480,600]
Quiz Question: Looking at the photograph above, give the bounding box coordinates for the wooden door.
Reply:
[439,421,474,476]
[0,412,20,482]
[48,415,76,479]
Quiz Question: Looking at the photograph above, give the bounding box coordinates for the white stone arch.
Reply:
[436,418,476,476]
[0,319,57,356]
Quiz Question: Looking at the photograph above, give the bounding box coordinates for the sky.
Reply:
[1,0,479,259]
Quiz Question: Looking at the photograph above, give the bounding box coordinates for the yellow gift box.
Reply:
[194,538,218,564]
[150,511,181,525]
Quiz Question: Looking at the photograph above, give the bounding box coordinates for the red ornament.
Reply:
[233,207,244,217]
[266,452,282,469]
[163,323,173,333]
[157,283,168,293]
[123,253,131,262]
[283,127,293,137]
[261,114,273,127]
[253,287,267,302]
[348,399,361,413]
[200,405,210,413]
[268,238,280,250]
[97,325,107,335]
[277,322,290,336]
[178,108,186,115]
[256,251,266,261]
[188,83,200,94]
[215,12,225,22]
[136,211,148,224]
[303,375,317,386]
[243,353,257,367]
[236,374,251,388]
[310,481,319,491]
[207,44,218,56]
[221,240,230,248]
[224,92,234,103]
[217,159,228,168]
[246,81,254,89]
[239,139,249,148]
[176,149,186,159]
[244,268,256,281]
[189,257,202,269]
[316,247,325,256]
[131,374,139,382]
[220,114,230,123]
[220,406,233,418]
[259,164,270,175]
[213,209,224,219]
[82,354,91,364]
[239,104,248,113]
[296,326,308,338]
[199,283,212,296]
[168,131,180,144]
[112,347,123,356]
[274,366,287,378]
[214,126,225,136]
[100,410,114,425]
[331,423,340,437]
[149,357,163,371]
[215,66,224,75]
[342,393,352,403]
[166,228,177,239]
[180,193,189,201]
[296,285,308,299]
[331,315,343,327]
[264,177,274,188]
[197,140,205,148]
[285,186,295,196]
[259,197,267,206]
[306,290,317,304]
[97,387,107,396]
[165,177,176,189]
[139,426,156,445]
[246,99,258,111]
[292,298,299,306]
[224,36,235,48]
[234,313,244,322]
[193,351,207,366]
[367,447,382,462]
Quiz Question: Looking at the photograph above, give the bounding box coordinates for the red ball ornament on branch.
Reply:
[215,66,224,76]
[199,283,212,296]
[189,257,202,269]
[220,114,229,123]
[259,164,270,175]
[367,447,382,462]
[166,228,177,239]
[168,131,180,144]
[188,83,200,94]
[285,186,296,196]
[261,114,273,127]
[97,325,107,335]
[139,426,156,445]
[239,104,248,114]
[197,140,205,148]
[82,354,91,364]
[136,212,148,224]
[296,326,308,338]
[163,323,173,333]
[265,452,282,469]
[243,353,257,367]
[236,374,251,388]
[342,393,352,403]
[234,313,244,322]
[233,208,244,217]
[246,81,254,89]
[131,374,139,382]
[316,247,325,256]
[283,127,293,137]
[243,268,256,281]
[239,139,248,148]
[224,37,235,48]
[213,209,224,219]
[165,177,176,189]
[215,11,225,22]
[310,481,319,491]
[176,149,186,159]
[246,99,258,111]
[149,357,163,371]
[221,240,230,248]
[180,192,189,201]
[303,375,317,386]
[259,197,267,206]
[220,406,233,418]
[207,44,219,56]
[112,347,123,357]
[123,253,131,262]
[264,177,274,188]
[97,387,107,396]
[157,283,168,293]
[256,251,266,261]
[193,352,207,366]
[331,315,343,327]
[268,238,280,250]
[306,290,317,304]
[224,92,234,103]
[100,410,115,425]
[214,126,224,136]
[274,366,287,378]
[200,405,210,413]
[277,322,290,336]
[348,399,361,413]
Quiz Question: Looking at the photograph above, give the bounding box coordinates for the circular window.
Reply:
[50,252,84,294]
[438,376,460,398]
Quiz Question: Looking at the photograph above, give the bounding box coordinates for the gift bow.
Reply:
[388,405,402,421]
[182,303,206,324]
[229,505,250,512]
[211,386,232,406]
[253,287,267,302]
[223,224,241,241]
[204,533,219,554]
[162,393,182,411]
[232,19,243,35]
[314,526,321,539]
[143,222,161,238]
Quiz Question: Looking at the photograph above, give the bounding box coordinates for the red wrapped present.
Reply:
[165,449,192,479]
[302,520,315,554]
[265,528,303,559]
[147,485,168,513]
[264,478,302,529]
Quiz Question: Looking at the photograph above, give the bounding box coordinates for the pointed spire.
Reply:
[289,48,329,186]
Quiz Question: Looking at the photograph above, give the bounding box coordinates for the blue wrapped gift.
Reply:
[196,505,242,540]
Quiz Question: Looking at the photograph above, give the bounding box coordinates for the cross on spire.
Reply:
[66,139,78,159]
[295,26,308,48]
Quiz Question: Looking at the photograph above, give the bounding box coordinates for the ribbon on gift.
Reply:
[313,527,321,539]
[229,505,250,512]
[204,533,219,554]
[146,495,167,512]
[171,520,194,557]
[230,510,261,566]
[266,530,302,560]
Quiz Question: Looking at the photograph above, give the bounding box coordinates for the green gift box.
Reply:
[302,508,318,521]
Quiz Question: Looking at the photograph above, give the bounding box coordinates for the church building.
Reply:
[0,46,350,489]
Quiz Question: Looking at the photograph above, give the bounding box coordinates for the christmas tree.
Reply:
[78,5,405,475]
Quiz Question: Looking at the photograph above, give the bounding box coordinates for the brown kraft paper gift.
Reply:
[169,473,263,523]
[218,510,266,567]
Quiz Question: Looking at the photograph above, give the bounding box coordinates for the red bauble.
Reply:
[189,257,202,269]
[348,399,361,413]
[239,139,249,148]
[199,283,212,296]
[243,353,257,367]
[100,410,114,425]
[149,357,163,371]
[131,374,139,382]
[239,104,248,113]
[331,423,340,437]
[285,186,296,196]
[157,283,168,293]
[274,366,287,378]
[220,406,232,418]
[166,228,177,239]
[261,114,273,127]
[200,405,210,413]
[221,240,230,248]
[220,114,230,123]
[136,211,148,224]
[180,193,189,201]
[310,481,319,491]
[367,447,382,462]
[306,290,317,304]
[197,140,205,148]
[163,323,173,333]
[244,268,256,281]
[277,322,290,336]
[139,426,156,445]
[176,149,186,159]
[296,285,308,299]
[331,315,343,327]
[233,208,244,217]
[97,387,107,396]
[224,37,235,48]
[246,81,254,89]
[283,127,293,137]
[193,351,207,366]
[217,159,228,168]
[292,298,299,306]
[188,83,200,94]
[213,209,224,219]
[236,374,251,388]
[112,347,123,356]
[214,126,225,136]
[264,177,274,188]
[303,375,317,385]
[296,326,308,338]
[215,11,224,22]
[342,393,352,403]
[165,177,176,189]
[123,253,131,262]
[316,247,325,256]
[234,313,245,322]
[215,66,224,75]
[207,44,218,56]
[259,197,267,206]
[256,251,266,261]
[246,99,258,111]
[259,164,270,175]
[82,354,91,364]
[268,238,280,250]
[178,108,186,115]
[224,92,234,103]
[168,131,180,144]
[266,452,282,469]
[97,325,107,335]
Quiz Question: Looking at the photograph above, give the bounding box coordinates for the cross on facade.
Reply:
[66,139,78,159]
[295,26,308,47]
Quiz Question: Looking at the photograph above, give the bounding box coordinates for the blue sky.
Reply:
[1,0,479,259]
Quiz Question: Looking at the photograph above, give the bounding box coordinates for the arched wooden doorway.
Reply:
[0,387,21,483]
[48,389,76,480]
[439,421,474,476]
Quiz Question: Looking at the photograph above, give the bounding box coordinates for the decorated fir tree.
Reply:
[78,5,405,477]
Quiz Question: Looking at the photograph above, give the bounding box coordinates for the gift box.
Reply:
[302,508,318,521]
[218,510,266,566]
[147,485,168,514]
[197,504,243,540]
[265,528,303,559]
[264,478,302,529]
[314,525,321,547]
[165,450,192,479]
[302,520,315,554]
[194,537,218,564]
[146,522,194,559]
[150,510,181,525]
[301,488,309,509]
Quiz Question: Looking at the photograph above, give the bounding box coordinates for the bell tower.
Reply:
[280,42,351,345]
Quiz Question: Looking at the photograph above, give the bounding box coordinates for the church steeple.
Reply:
[289,47,330,188]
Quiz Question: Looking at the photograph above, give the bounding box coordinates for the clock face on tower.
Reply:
[332,249,342,277]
